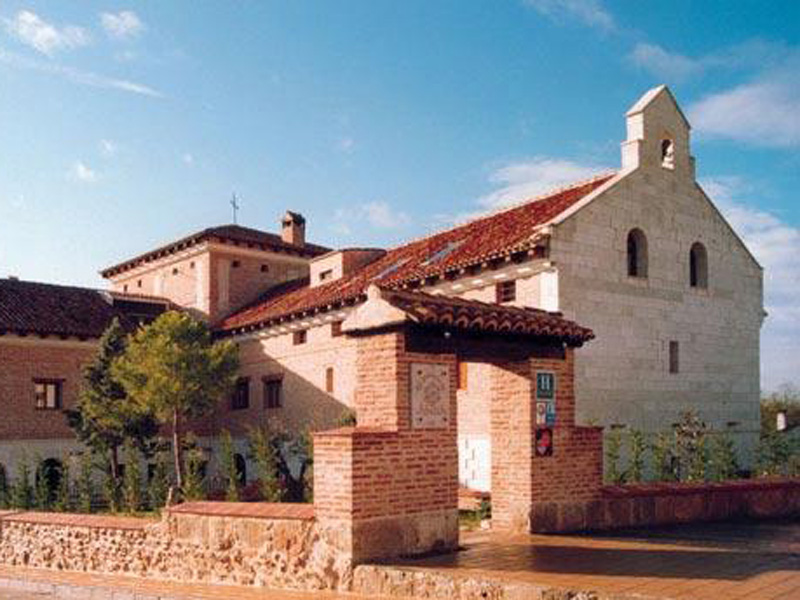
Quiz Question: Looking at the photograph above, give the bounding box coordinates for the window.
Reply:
[260,264,269,273]
[319,269,333,282]
[661,139,675,169]
[231,260,241,268]
[190,261,196,269]
[293,330,307,345]
[627,228,648,278]
[263,376,283,409]
[689,242,708,289]
[123,284,129,293]
[331,321,343,337]
[325,367,334,394]
[669,341,680,374]
[34,379,62,410]
[230,377,250,410]
[457,361,468,391]
[172,267,179,275]
[137,279,142,288]
[496,280,516,303]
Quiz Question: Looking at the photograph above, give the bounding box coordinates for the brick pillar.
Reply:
[314,330,459,563]
[490,359,535,532]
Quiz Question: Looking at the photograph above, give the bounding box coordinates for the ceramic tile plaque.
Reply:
[410,363,450,429]
[536,371,556,399]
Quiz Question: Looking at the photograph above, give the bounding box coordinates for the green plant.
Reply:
[336,408,357,427]
[0,465,9,509]
[54,458,71,512]
[477,498,491,521]
[248,426,281,502]
[651,431,677,482]
[148,450,170,511]
[628,429,647,483]
[708,431,739,482]
[219,429,240,502]
[674,410,708,482]
[181,434,206,501]
[34,457,51,510]
[604,427,625,484]
[11,456,33,509]
[102,458,121,512]
[755,433,795,476]
[122,440,142,513]
[113,311,239,489]
[77,451,94,513]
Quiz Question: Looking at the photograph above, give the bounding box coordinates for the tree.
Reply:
[248,426,281,502]
[77,451,94,513]
[220,430,240,502]
[122,440,142,513]
[708,431,739,482]
[674,410,708,482]
[113,311,239,491]
[54,457,72,512]
[604,427,625,484]
[148,450,170,511]
[182,434,207,501]
[65,318,159,497]
[11,456,33,509]
[628,429,647,483]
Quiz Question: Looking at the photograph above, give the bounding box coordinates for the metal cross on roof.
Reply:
[230,193,240,224]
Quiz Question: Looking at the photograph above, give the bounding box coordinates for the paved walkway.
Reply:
[379,520,799,599]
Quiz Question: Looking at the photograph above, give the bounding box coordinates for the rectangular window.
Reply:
[325,367,334,393]
[319,269,333,282]
[293,330,307,345]
[669,341,680,374]
[263,376,283,409]
[496,280,516,303]
[457,361,468,391]
[231,377,250,410]
[34,379,62,410]
[331,321,343,337]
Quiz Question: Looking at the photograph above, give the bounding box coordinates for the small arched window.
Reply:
[233,453,247,485]
[627,228,648,278]
[661,139,675,169]
[690,242,708,289]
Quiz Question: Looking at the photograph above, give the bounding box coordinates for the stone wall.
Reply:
[0,503,351,591]
[529,477,800,533]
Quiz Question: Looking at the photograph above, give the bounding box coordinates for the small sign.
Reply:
[545,401,556,426]
[535,428,553,457]
[536,402,547,425]
[536,372,555,399]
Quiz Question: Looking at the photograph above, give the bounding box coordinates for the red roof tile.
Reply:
[219,175,613,333]
[0,279,169,338]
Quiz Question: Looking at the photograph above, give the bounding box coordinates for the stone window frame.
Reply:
[689,241,708,289]
[626,228,649,279]
[33,378,63,410]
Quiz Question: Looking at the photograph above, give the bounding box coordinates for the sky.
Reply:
[0,1,798,390]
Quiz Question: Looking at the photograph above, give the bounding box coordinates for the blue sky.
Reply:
[0,1,798,389]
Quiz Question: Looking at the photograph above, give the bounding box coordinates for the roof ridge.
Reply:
[379,171,616,253]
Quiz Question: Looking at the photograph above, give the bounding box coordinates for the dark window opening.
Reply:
[627,228,648,278]
[34,379,62,410]
[293,330,307,345]
[331,321,343,337]
[233,453,247,485]
[137,280,142,288]
[669,341,680,374]
[319,269,333,282]
[661,139,675,169]
[232,260,241,268]
[263,376,283,409]
[325,367,334,393]
[231,377,250,410]
[260,264,269,273]
[689,242,708,289]
[496,280,516,303]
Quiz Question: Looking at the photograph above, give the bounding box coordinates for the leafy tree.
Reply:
[11,456,33,509]
[248,426,281,502]
[651,432,677,482]
[102,460,121,512]
[761,384,800,435]
[65,318,159,495]
[77,451,94,513]
[628,429,647,483]
[113,311,239,489]
[219,430,240,502]
[755,433,795,476]
[122,440,142,513]
[708,431,739,482]
[604,427,625,484]
[182,434,206,501]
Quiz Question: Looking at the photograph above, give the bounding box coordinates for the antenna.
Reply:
[230,193,240,224]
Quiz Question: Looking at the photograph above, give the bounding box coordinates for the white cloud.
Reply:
[70,161,98,183]
[701,176,800,390]
[100,11,144,40]
[524,0,615,32]
[629,43,703,82]
[5,10,89,56]
[479,156,607,210]
[99,139,117,157]
[182,153,194,165]
[688,66,800,147]
[362,201,411,228]
[0,47,163,97]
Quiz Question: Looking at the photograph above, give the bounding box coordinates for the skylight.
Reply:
[372,258,410,281]
[422,240,464,266]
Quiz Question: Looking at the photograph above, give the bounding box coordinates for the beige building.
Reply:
[0,85,763,492]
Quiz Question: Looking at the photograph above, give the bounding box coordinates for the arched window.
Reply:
[627,228,648,278]
[690,242,708,288]
[36,458,63,503]
[233,453,247,485]
[661,139,675,169]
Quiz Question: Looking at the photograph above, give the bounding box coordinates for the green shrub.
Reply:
[604,427,625,484]
[248,426,281,502]
[181,435,206,502]
[708,431,739,482]
[674,411,708,482]
[651,431,677,482]
[122,440,142,513]
[148,452,170,511]
[54,458,72,512]
[11,456,33,509]
[628,429,647,483]
[77,451,94,513]
[219,430,239,502]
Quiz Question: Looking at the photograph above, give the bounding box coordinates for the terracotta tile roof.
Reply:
[382,288,594,346]
[0,278,169,339]
[219,174,613,333]
[101,224,331,278]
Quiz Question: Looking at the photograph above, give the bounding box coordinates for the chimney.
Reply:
[281,211,306,247]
